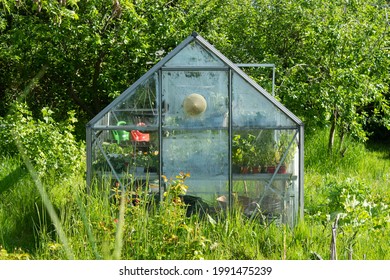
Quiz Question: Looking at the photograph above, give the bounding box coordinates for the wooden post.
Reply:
[330,214,340,260]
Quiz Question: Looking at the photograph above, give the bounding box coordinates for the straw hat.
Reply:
[183,93,207,116]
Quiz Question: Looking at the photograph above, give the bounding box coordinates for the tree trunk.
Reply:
[339,129,348,157]
[328,109,338,153]
[330,214,340,260]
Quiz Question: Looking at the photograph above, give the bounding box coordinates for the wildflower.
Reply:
[161,175,168,183]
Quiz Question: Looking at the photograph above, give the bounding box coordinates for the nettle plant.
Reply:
[0,102,84,180]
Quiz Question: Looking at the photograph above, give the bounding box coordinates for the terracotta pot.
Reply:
[240,166,250,174]
[278,165,287,174]
[267,166,276,173]
[267,165,287,174]
[252,166,261,174]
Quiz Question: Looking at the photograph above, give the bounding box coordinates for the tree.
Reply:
[1,1,149,131]
[268,0,390,151]
[1,0,389,147]
[0,0,230,137]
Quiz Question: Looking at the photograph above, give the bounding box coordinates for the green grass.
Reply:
[0,157,38,251]
[1,129,389,260]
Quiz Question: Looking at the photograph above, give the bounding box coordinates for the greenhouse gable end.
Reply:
[86,32,304,226]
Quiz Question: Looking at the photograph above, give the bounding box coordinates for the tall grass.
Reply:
[305,129,390,209]
[1,129,389,260]
[0,156,38,251]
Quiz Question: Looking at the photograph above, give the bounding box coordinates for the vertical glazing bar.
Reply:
[299,124,305,221]
[228,69,233,209]
[86,125,92,193]
[158,70,164,202]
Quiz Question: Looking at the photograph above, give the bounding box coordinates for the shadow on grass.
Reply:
[0,165,36,253]
[1,208,38,253]
[366,139,390,160]
[0,165,28,195]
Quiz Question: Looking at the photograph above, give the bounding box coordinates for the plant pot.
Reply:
[252,166,261,174]
[240,166,250,174]
[267,165,287,174]
[278,165,287,174]
[267,166,276,174]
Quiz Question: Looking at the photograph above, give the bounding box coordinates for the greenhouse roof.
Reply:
[87,32,303,128]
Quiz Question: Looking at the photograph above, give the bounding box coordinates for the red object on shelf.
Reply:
[131,130,150,142]
[131,122,150,142]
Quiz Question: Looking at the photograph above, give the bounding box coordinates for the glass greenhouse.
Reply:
[86,32,304,226]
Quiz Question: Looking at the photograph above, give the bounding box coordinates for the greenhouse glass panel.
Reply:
[93,73,159,130]
[232,73,295,128]
[165,41,226,67]
[90,126,160,190]
[162,71,229,128]
[162,129,229,203]
[231,128,300,224]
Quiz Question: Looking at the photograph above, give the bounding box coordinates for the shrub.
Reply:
[308,177,390,252]
[0,102,84,180]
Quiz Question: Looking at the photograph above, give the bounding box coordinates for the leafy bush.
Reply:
[0,102,84,180]
[308,177,390,250]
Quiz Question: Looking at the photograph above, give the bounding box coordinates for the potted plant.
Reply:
[249,139,262,173]
[266,150,283,174]
[267,132,297,174]
[252,130,274,173]
[93,143,133,173]
[232,134,244,173]
[134,151,148,173]
[233,133,258,174]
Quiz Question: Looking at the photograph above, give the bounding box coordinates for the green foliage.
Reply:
[305,128,368,173]
[306,177,390,258]
[233,130,297,170]
[309,177,389,231]
[0,157,37,251]
[0,246,30,260]
[304,128,390,258]
[0,0,203,135]
[206,0,390,145]
[270,1,390,145]
[232,134,256,167]
[1,0,388,143]
[0,102,84,180]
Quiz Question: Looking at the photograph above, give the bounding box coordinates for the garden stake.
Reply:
[330,214,340,260]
